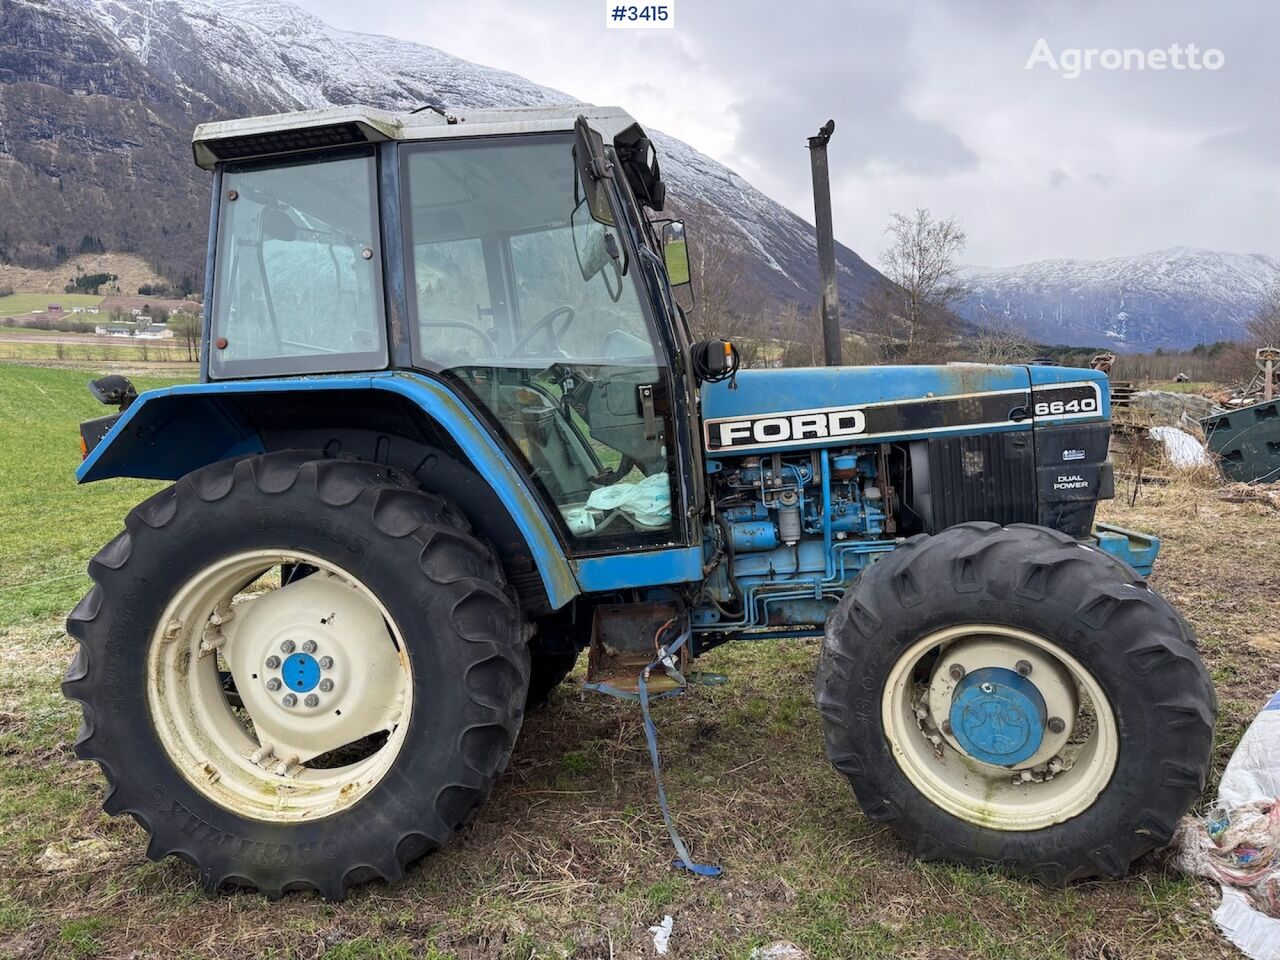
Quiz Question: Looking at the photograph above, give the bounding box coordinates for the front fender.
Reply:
[78,371,579,609]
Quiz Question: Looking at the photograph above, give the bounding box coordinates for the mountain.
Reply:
[0,0,888,314]
[957,247,1280,352]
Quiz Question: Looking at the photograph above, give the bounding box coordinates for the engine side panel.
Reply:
[692,364,1115,642]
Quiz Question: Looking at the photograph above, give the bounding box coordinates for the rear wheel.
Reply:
[816,522,1215,883]
[64,452,529,899]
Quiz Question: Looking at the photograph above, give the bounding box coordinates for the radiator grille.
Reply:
[924,431,1037,532]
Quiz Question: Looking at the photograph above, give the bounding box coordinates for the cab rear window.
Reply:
[209,149,387,379]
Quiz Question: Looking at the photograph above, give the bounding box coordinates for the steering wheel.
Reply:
[513,305,575,356]
[420,319,498,357]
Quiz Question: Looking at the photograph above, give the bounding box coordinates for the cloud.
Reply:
[292,0,1280,267]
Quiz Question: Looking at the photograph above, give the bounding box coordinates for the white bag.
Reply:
[585,473,671,529]
[1173,690,1280,960]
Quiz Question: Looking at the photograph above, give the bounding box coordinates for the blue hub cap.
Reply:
[281,652,321,693]
[949,667,1047,766]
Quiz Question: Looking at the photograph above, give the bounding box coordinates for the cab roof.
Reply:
[191,103,641,170]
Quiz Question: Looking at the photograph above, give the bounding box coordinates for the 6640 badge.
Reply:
[1030,382,1103,419]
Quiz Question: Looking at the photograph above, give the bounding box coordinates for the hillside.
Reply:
[957,246,1280,351]
[0,252,170,298]
[0,0,888,316]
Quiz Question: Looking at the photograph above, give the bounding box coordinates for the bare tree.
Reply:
[775,302,822,368]
[1206,285,1280,387]
[170,311,202,363]
[681,202,771,368]
[968,314,1034,365]
[872,207,967,361]
[1246,286,1280,347]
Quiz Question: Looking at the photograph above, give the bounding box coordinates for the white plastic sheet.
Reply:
[1174,690,1280,960]
[647,915,673,955]
[1149,425,1213,469]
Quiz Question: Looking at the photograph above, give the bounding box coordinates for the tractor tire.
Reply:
[526,648,580,711]
[63,451,529,899]
[816,521,1215,884]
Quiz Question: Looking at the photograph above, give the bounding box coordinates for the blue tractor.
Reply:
[65,104,1214,899]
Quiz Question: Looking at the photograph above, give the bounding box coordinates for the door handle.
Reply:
[638,384,657,440]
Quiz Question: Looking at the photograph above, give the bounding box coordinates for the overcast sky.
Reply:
[292,0,1277,268]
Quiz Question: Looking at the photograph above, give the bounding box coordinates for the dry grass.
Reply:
[0,365,1275,958]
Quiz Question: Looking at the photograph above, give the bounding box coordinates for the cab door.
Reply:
[400,132,688,554]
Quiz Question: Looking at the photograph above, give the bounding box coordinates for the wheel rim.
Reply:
[146,550,412,823]
[881,624,1118,831]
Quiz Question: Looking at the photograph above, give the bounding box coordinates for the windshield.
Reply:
[403,134,677,545]
[208,149,387,378]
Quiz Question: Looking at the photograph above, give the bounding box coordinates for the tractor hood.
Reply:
[699,363,1109,458]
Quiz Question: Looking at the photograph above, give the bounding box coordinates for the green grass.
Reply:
[0,365,189,627]
[58,916,109,957]
[0,325,96,336]
[0,339,193,363]
[0,293,104,317]
[1145,380,1216,393]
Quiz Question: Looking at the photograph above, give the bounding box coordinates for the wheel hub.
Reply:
[949,667,1046,766]
[281,652,321,693]
[221,569,408,765]
[883,625,1121,831]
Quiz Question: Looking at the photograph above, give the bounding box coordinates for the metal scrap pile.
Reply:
[1094,349,1280,485]
[1109,389,1222,481]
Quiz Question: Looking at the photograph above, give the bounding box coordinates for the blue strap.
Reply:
[637,665,722,877]
[582,622,722,877]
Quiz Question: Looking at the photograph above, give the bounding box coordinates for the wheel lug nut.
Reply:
[319,679,334,692]
[280,640,296,654]
[948,664,965,681]
[319,656,333,670]
[266,678,281,691]
[282,693,297,707]
[304,694,319,707]
[301,640,317,654]
[1015,659,1032,677]
[1047,716,1066,734]
[265,655,280,669]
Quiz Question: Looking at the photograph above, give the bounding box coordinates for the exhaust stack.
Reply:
[807,119,841,366]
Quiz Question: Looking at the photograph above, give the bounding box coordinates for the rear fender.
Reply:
[77,371,579,609]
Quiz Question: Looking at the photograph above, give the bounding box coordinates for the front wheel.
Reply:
[816,522,1215,884]
[63,453,529,899]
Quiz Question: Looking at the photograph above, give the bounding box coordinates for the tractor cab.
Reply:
[197,105,698,553]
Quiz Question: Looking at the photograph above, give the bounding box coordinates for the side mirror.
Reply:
[573,115,615,226]
[661,220,690,286]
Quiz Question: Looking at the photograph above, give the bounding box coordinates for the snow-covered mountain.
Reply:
[0,0,887,313]
[957,247,1280,351]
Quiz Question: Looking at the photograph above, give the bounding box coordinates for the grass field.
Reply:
[0,294,104,317]
[1145,381,1220,394]
[0,327,95,337]
[0,362,1275,958]
[0,339,194,364]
